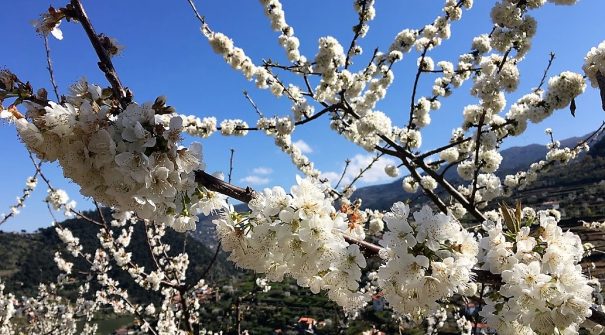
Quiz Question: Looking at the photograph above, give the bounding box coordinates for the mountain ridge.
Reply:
[353,131,602,210]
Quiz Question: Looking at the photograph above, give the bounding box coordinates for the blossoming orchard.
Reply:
[2,0,605,334]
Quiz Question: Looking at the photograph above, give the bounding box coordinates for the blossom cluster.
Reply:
[506,71,585,135]
[375,203,478,319]
[0,280,98,335]
[15,80,227,232]
[256,116,322,178]
[503,134,590,194]
[425,307,447,334]
[45,188,76,215]
[260,0,304,63]
[422,2,588,213]
[583,40,605,89]
[582,219,605,232]
[478,210,593,334]
[213,176,369,311]
[454,313,473,335]
[199,0,474,157]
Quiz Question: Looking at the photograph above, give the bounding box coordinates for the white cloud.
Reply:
[293,139,313,154]
[252,167,273,175]
[320,154,399,187]
[240,175,270,185]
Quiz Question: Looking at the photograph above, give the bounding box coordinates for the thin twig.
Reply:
[27,151,104,226]
[496,48,512,73]
[215,103,338,132]
[422,67,482,74]
[144,221,162,271]
[503,121,605,194]
[407,45,430,129]
[189,240,222,290]
[473,284,485,335]
[93,200,107,226]
[334,159,352,190]
[228,149,235,183]
[344,0,369,69]
[185,0,206,25]
[535,52,556,92]
[341,153,384,197]
[470,111,487,205]
[43,35,60,101]
[243,91,263,118]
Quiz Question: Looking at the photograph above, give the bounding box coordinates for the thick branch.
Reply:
[194,170,255,203]
[69,0,128,106]
[400,158,449,214]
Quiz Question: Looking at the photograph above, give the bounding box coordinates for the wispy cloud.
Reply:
[252,167,273,175]
[241,167,274,185]
[240,175,270,185]
[293,139,313,154]
[320,154,399,187]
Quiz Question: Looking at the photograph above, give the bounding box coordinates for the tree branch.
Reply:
[68,0,128,107]
[194,170,255,203]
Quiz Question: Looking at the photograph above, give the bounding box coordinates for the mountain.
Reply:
[194,203,248,250]
[352,132,604,211]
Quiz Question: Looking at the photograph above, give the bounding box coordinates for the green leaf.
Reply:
[500,202,517,234]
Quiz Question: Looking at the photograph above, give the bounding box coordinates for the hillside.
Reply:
[0,209,237,303]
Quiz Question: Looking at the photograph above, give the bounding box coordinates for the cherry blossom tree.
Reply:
[2,0,605,334]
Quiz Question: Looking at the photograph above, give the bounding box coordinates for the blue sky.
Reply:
[1,0,604,231]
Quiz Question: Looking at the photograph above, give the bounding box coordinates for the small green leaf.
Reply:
[500,202,517,234]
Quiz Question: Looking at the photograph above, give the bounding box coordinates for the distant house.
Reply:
[195,286,214,303]
[470,322,497,334]
[463,303,478,317]
[112,325,142,335]
[539,200,560,210]
[371,292,385,311]
[296,317,317,334]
